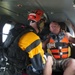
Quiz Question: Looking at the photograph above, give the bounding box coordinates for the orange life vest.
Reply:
[47,32,71,59]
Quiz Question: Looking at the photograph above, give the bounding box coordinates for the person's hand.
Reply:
[46,56,53,66]
[65,32,72,39]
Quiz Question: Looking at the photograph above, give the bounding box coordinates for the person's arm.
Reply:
[64,19,75,43]
[19,32,45,72]
[43,56,53,75]
[65,32,75,43]
[65,19,75,33]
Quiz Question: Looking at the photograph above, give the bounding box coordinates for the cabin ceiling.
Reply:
[0,0,75,25]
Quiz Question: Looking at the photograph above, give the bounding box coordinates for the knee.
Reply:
[68,59,75,69]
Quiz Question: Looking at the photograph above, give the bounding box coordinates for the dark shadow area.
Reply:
[52,70,63,75]
[70,46,75,59]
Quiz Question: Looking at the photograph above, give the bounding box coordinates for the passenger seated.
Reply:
[43,21,75,75]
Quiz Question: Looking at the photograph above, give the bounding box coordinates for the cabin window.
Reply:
[72,32,75,46]
[2,23,14,43]
[73,0,75,7]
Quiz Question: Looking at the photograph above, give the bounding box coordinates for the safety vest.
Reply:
[18,32,45,70]
[47,32,71,59]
